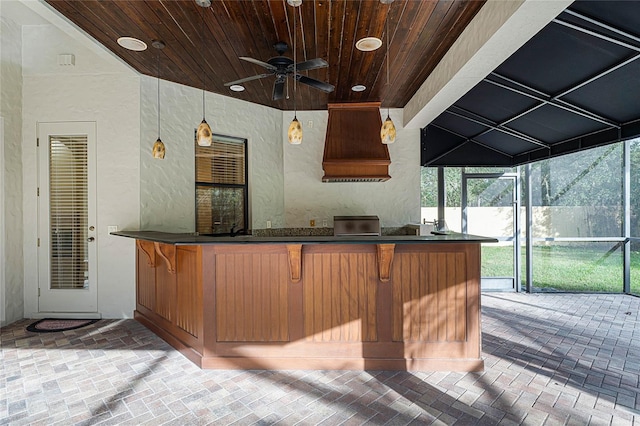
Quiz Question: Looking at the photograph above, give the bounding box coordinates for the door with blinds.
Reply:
[38,122,97,313]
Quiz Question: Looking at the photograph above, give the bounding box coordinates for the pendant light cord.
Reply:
[202,5,206,120]
[157,48,161,139]
[386,4,391,119]
[293,6,297,119]
[386,7,389,87]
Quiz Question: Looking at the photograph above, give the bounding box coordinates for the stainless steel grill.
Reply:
[333,215,381,236]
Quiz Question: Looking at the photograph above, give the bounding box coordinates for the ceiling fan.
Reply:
[224,41,335,100]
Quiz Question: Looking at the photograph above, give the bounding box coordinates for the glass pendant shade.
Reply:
[381,114,397,144]
[288,117,303,145]
[197,119,213,146]
[153,138,166,159]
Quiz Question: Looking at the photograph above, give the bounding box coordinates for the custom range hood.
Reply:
[322,102,391,182]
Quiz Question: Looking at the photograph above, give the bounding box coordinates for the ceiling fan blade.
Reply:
[239,57,277,72]
[296,75,335,93]
[290,58,329,72]
[224,73,273,86]
[272,80,285,100]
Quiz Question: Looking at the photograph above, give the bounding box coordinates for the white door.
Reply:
[38,122,98,313]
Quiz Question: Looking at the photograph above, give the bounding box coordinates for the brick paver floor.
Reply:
[1,293,639,425]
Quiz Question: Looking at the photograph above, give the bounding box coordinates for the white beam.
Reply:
[404,0,574,129]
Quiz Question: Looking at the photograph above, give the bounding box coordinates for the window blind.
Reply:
[49,136,88,290]
[195,140,245,185]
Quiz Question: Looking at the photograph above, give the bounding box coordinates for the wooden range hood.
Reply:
[322,102,391,182]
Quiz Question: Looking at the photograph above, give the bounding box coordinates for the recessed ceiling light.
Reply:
[229,85,245,92]
[352,85,366,92]
[356,37,382,52]
[117,37,147,51]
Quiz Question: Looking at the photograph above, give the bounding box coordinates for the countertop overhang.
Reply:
[112,230,498,245]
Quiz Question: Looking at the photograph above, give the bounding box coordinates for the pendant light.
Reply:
[380,0,397,145]
[287,0,303,145]
[196,0,213,147]
[152,40,166,159]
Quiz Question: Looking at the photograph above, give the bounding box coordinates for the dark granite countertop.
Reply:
[112,230,498,245]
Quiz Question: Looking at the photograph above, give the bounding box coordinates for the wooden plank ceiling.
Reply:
[45,0,484,111]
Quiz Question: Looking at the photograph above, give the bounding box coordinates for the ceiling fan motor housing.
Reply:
[269,56,294,68]
[274,41,288,56]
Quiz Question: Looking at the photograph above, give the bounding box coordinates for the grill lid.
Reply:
[333,215,381,236]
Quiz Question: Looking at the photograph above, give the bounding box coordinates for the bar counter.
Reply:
[114,230,496,371]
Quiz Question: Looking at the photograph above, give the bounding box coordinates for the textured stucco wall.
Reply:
[140,77,284,232]
[0,13,25,326]
[283,109,421,228]
[139,86,419,232]
[22,24,140,319]
[139,93,419,231]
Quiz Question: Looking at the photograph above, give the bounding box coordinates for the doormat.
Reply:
[26,318,99,333]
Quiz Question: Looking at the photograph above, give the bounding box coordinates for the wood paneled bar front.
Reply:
[114,231,496,372]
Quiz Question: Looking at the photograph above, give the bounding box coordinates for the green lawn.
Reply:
[631,251,640,295]
[481,244,640,293]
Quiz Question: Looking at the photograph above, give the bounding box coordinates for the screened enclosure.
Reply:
[422,139,639,295]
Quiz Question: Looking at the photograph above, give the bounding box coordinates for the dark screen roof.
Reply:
[422,1,640,167]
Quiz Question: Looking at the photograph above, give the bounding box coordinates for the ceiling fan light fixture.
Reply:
[356,37,382,52]
[195,0,211,7]
[379,0,395,4]
[117,36,147,51]
[352,84,367,92]
[287,0,302,6]
[229,84,245,92]
[288,117,303,145]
